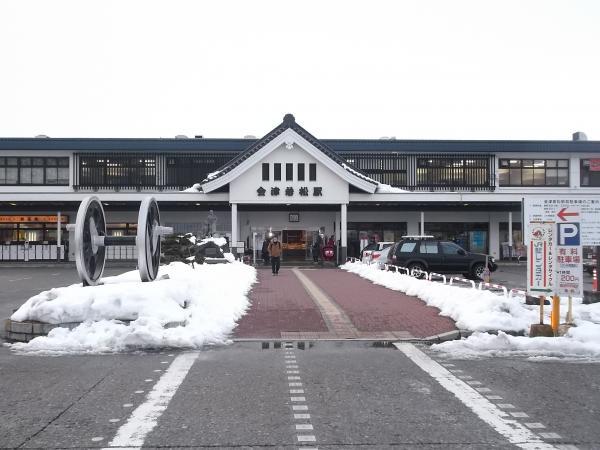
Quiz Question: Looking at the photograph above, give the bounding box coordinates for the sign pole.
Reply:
[57,211,62,262]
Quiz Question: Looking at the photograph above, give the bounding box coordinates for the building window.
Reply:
[416,157,489,188]
[309,163,317,181]
[286,163,293,181]
[262,163,269,181]
[0,157,69,185]
[274,163,281,181]
[297,163,305,181]
[498,159,569,186]
[580,159,600,187]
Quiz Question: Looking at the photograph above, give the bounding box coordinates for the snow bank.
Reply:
[8,261,256,354]
[432,323,600,360]
[341,261,537,332]
[342,261,600,359]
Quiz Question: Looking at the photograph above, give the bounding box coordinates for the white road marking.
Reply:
[135,390,144,394]
[394,343,557,450]
[109,419,120,423]
[91,437,104,442]
[153,369,162,373]
[498,404,516,409]
[288,376,301,380]
[510,412,530,418]
[298,435,316,442]
[291,396,306,402]
[476,388,492,393]
[287,370,300,374]
[289,382,303,387]
[293,405,309,411]
[290,389,305,394]
[467,380,482,386]
[487,395,503,400]
[294,413,311,419]
[123,403,133,408]
[105,352,198,449]
[144,379,153,382]
[525,423,546,429]
[539,433,562,439]
[296,424,314,430]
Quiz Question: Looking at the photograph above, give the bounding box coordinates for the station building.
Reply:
[1,114,599,263]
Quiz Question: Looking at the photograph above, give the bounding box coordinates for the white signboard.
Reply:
[527,222,555,296]
[555,220,583,296]
[524,197,600,245]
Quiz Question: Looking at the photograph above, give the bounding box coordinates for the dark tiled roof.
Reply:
[201,114,378,185]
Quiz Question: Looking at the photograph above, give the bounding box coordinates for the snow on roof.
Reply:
[375,183,409,193]
[181,183,202,192]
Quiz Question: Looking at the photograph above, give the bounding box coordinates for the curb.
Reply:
[2,318,186,343]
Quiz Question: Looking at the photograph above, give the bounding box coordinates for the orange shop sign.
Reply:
[0,215,69,224]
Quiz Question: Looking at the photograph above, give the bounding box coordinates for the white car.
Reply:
[361,242,394,264]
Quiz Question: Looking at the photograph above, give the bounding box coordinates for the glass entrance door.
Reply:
[282,230,307,261]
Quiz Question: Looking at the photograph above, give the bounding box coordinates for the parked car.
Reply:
[373,245,392,270]
[361,241,394,264]
[384,237,497,280]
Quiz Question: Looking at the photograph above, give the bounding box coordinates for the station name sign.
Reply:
[256,186,323,197]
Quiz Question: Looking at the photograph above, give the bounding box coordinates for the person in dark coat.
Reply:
[312,233,323,263]
[261,238,270,265]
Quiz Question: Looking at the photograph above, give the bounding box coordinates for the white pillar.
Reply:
[231,203,238,253]
[341,203,347,262]
[420,211,425,235]
[508,211,513,247]
[57,211,62,261]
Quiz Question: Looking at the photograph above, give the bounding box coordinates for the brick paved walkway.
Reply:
[234,268,328,338]
[302,269,457,338]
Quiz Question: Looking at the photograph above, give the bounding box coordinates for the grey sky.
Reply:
[1,0,599,140]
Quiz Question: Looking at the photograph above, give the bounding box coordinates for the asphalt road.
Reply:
[0,266,598,449]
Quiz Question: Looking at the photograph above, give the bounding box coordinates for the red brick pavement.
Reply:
[234,268,329,338]
[303,269,457,338]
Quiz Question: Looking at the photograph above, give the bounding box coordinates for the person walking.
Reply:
[261,238,270,265]
[268,236,282,275]
[312,232,323,263]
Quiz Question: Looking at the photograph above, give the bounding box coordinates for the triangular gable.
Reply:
[201,114,378,193]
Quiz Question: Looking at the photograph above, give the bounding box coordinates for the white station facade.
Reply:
[1,114,600,262]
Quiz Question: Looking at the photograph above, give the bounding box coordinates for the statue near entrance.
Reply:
[203,209,218,237]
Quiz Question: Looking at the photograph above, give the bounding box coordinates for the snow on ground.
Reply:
[8,261,256,355]
[342,261,600,359]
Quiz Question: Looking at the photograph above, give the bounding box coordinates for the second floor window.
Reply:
[580,159,600,187]
[498,159,569,186]
[0,157,69,185]
[309,163,317,181]
[274,163,281,181]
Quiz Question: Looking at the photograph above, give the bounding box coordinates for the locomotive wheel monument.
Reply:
[74,196,173,286]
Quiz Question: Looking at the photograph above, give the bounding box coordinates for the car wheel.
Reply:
[407,262,426,279]
[471,262,486,280]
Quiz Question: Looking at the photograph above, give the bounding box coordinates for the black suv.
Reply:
[385,237,497,280]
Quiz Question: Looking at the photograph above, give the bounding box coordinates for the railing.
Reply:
[0,243,66,261]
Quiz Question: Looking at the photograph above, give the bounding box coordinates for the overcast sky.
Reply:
[1,0,599,140]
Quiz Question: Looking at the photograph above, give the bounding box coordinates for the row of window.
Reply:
[498,159,569,186]
[0,157,69,185]
[262,163,317,182]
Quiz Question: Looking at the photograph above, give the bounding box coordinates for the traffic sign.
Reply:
[555,219,583,297]
[524,197,600,246]
[527,222,554,296]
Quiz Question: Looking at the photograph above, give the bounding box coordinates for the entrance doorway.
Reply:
[282,230,308,261]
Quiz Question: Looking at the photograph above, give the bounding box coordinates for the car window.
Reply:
[379,242,393,250]
[419,242,439,254]
[363,243,377,252]
[440,242,464,255]
[398,242,417,253]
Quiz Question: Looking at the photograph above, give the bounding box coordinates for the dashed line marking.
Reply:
[394,343,557,449]
[288,376,301,380]
[134,390,144,394]
[510,412,530,418]
[294,413,310,419]
[525,423,546,429]
[297,435,317,442]
[290,389,305,394]
[539,433,562,439]
[109,419,120,423]
[91,437,104,442]
[292,405,309,411]
[123,403,134,408]
[497,404,515,409]
[296,424,314,430]
[486,395,503,400]
[289,382,303,387]
[144,379,153,382]
[291,396,306,402]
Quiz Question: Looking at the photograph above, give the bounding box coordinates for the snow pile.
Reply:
[341,261,537,332]
[8,261,256,354]
[432,322,600,360]
[376,183,408,193]
[342,261,600,359]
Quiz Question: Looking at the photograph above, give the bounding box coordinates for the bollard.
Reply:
[566,295,574,324]
[551,295,560,336]
[593,268,598,292]
[529,295,554,337]
[539,295,545,324]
